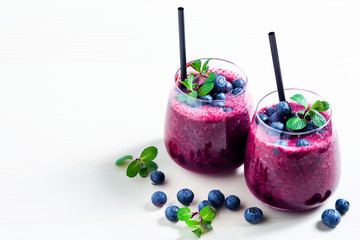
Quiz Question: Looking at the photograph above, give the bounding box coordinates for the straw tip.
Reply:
[178,7,184,11]
[268,32,275,36]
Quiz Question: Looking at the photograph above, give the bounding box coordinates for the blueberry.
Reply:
[335,199,350,214]
[276,101,292,117]
[208,190,225,208]
[199,94,213,104]
[214,93,226,100]
[211,101,225,108]
[224,81,233,93]
[244,207,263,224]
[151,191,167,207]
[232,78,245,88]
[198,200,214,212]
[266,107,276,116]
[177,188,194,206]
[256,113,269,124]
[275,140,288,146]
[225,195,240,211]
[269,113,283,124]
[232,87,243,95]
[296,139,311,147]
[213,75,227,93]
[321,209,341,228]
[303,122,318,132]
[165,205,180,222]
[270,121,285,131]
[150,171,165,185]
[223,108,232,112]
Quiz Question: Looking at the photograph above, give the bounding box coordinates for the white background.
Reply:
[0,0,359,239]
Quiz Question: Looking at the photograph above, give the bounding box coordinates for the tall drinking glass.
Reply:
[164,58,253,174]
[244,89,340,211]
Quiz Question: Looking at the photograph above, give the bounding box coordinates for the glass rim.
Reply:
[173,58,248,102]
[255,88,332,136]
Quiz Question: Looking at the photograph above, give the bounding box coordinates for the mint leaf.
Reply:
[199,206,216,221]
[311,100,330,112]
[309,109,326,127]
[286,117,307,130]
[176,94,187,102]
[192,83,200,89]
[192,228,202,238]
[185,219,201,228]
[187,91,198,105]
[207,72,216,81]
[179,81,191,90]
[144,160,158,171]
[115,155,133,165]
[177,207,192,221]
[126,160,140,178]
[140,146,158,162]
[190,60,202,72]
[198,83,214,97]
[201,59,211,74]
[290,94,309,108]
[139,167,148,178]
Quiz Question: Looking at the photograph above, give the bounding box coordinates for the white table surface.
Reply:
[1,0,360,239]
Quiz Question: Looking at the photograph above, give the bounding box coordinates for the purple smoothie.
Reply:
[244,100,340,211]
[164,62,252,174]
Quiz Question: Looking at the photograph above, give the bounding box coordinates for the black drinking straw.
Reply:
[268,32,286,101]
[178,7,187,82]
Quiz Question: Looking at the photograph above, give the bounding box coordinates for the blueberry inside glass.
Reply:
[244,89,341,211]
[164,58,253,174]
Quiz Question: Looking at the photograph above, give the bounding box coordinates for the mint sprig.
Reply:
[286,94,329,130]
[115,146,158,178]
[177,59,216,101]
[177,206,216,238]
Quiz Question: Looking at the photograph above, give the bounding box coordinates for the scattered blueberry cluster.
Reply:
[197,76,245,112]
[151,185,263,224]
[321,198,350,228]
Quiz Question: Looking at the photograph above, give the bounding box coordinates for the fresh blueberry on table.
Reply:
[296,139,311,147]
[244,207,263,224]
[335,199,350,214]
[151,191,167,207]
[256,113,269,124]
[208,190,225,208]
[232,87,243,95]
[214,93,226,100]
[232,78,245,89]
[321,209,341,228]
[150,171,165,185]
[225,195,240,211]
[213,75,227,93]
[198,200,214,212]
[270,121,285,131]
[266,107,276,117]
[223,108,232,112]
[211,101,225,108]
[276,101,292,117]
[275,140,288,146]
[177,188,194,206]
[165,205,180,222]
[224,81,233,93]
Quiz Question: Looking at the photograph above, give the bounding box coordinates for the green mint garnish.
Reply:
[115,146,158,178]
[286,94,330,130]
[177,59,216,101]
[177,206,216,238]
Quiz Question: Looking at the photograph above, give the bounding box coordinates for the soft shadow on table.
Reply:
[100,139,324,239]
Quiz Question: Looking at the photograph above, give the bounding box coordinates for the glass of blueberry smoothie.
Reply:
[164,58,253,174]
[244,88,340,211]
